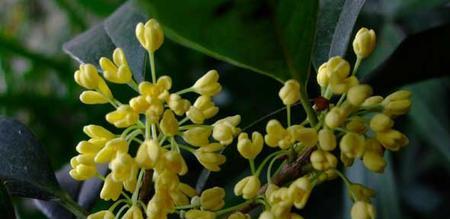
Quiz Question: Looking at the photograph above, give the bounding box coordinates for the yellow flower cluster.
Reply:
[225,27,410,219]
[69,18,241,219]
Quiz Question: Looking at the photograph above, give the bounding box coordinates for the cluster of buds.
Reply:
[226,27,410,219]
[70,18,242,219]
[69,15,410,219]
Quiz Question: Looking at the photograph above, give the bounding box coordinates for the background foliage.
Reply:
[0,0,449,218]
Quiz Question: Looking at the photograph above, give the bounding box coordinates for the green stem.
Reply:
[176,87,194,95]
[249,159,256,175]
[56,191,88,218]
[149,51,156,83]
[215,199,254,216]
[256,150,287,176]
[132,169,145,204]
[299,86,318,126]
[127,80,139,92]
[286,104,291,126]
[352,57,362,76]
[266,153,286,184]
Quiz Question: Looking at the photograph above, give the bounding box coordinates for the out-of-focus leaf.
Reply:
[34,164,108,219]
[104,1,148,82]
[34,165,80,219]
[0,117,60,200]
[362,24,450,94]
[382,0,449,18]
[138,0,318,83]
[63,23,116,70]
[407,78,450,161]
[78,164,108,209]
[313,0,366,68]
[77,0,124,16]
[0,181,15,219]
[344,156,402,219]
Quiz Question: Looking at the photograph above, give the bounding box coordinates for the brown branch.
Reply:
[138,169,154,204]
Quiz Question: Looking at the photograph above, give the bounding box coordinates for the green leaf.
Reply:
[407,78,450,161]
[104,0,148,82]
[0,117,87,218]
[137,0,318,83]
[63,23,116,70]
[313,0,366,69]
[362,24,450,93]
[0,117,60,200]
[0,182,16,219]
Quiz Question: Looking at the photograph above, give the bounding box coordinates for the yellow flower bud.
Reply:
[193,95,219,119]
[310,150,337,171]
[351,201,376,219]
[136,19,164,52]
[179,183,197,197]
[317,63,329,87]
[145,97,164,122]
[330,76,359,95]
[228,212,251,219]
[340,152,354,167]
[258,211,275,219]
[264,119,292,149]
[349,184,375,201]
[135,142,154,169]
[87,210,115,219]
[129,96,150,113]
[185,210,216,219]
[326,56,351,80]
[363,151,386,173]
[193,70,222,96]
[318,129,336,151]
[212,116,241,145]
[99,48,132,84]
[382,90,412,116]
[100,174,122,201]
[370,113,393,132]
[74,64,101,89]
[237,132,264,160]
[289,126,318,147]
[194,143,226,171]
[75,141,103,154]
[95,138,129,163]
[347,84,373,106]
[146,139,161,165]
[138,79,170,101]
[288,177,312,209]
[182,127,212,147]
[234,175,260,199]
[186,106,206,124]
[123,164,138,192]
[75,154,96,165]
[84,124,114,140]
[110,153,135,182]
[346,116,367,134]
[106,105,139,128]
[353,27,376,58]
[279,79,301,105]
[168,94,191,115]
[122,206,144,219]
[200,187,225,210]
[160,110,178,136]
[163,150,188,175]
[340,133,365,158]
[146,195,170,219]
[376,129,409,151]
[80,91,109,104]
[325,107,346,128]
[362,96,383,107]
[70,164,96,180]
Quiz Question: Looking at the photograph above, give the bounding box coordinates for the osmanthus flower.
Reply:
[226,26,411,219]
[69,18,241,219]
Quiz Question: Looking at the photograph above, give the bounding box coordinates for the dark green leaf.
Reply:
[313,0,366,68]
[0,117,60,200]
[138,0,318,83]
[63,23,116,70]
[407,78,450,161]
[0,182,16,219]
[362,24,450,94]
[104,0,148,82]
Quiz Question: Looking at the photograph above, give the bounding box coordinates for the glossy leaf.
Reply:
[0,117,60,200]
[138,0,318,83]
[104,0,148,82]
[313,0,366,68]
[63,22,116,70]
[362,24,450,94]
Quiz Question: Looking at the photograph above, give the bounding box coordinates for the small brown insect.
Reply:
[313,96,329,111]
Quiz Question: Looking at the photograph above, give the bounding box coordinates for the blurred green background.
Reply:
[0,0,448,218]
